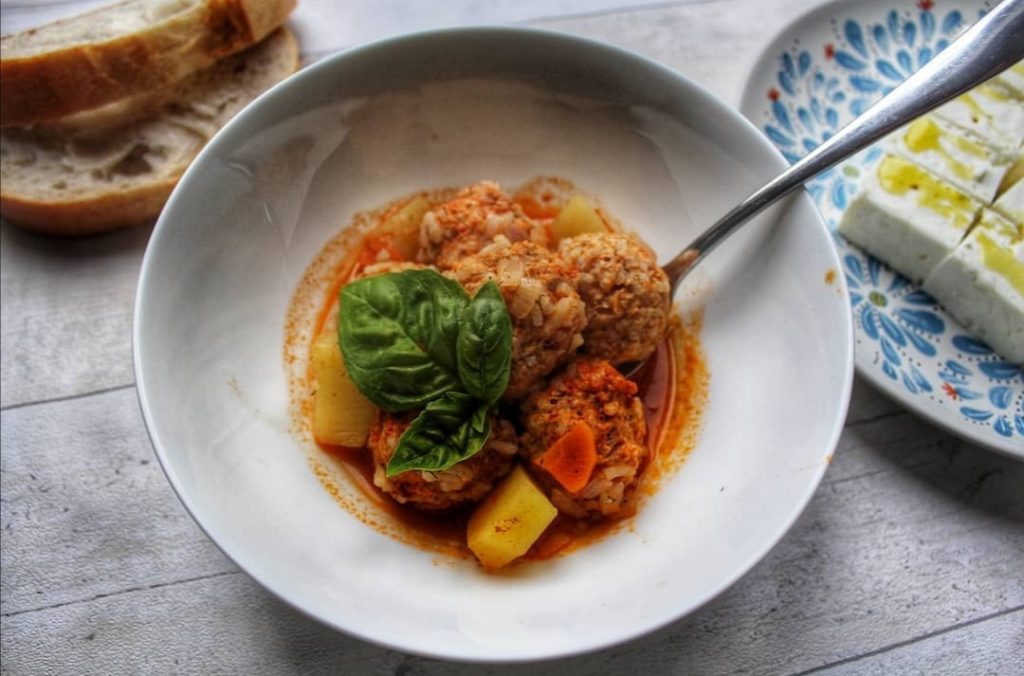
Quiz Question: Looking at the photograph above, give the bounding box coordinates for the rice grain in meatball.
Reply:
[558,233,671,364]
[418,181,549,270]
[447,237,587,400]
[368,412,518,511]
[520,358,648,519]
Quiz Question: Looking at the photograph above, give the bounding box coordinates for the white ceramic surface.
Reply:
[134,27,853,661]
[739,0,1024,459]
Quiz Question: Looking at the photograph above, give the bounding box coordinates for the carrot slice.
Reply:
[536,422,597,493]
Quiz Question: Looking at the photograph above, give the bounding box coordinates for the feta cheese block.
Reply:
[923,209,1024,363]
[839,155,982,283]
[993,179,1024,225]
[933,81,1024,149]
[885,116,1013,203]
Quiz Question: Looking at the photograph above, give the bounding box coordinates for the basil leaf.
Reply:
[339,269,469,411]
[456,281,512,404]
[387,391,491,475]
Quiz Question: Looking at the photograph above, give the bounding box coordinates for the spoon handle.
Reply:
[663,0,1024,291]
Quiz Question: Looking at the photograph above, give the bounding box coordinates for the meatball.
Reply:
[558,233,671,364]
[447,237,587,400]
[418,181,549,270]
[520,358,648,519]
[368,411,518,511]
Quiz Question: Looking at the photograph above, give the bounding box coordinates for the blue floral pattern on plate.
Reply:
[743,0,1023,453]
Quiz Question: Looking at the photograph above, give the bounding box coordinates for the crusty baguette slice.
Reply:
[0,27,299,235]
[0,0,297,126]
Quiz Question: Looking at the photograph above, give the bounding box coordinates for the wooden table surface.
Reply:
[1,0,1022,673]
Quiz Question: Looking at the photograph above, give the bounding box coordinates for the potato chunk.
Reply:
[467,465,557,571]
[378,195,432,259]
[550,195,607,243]
[312,331,375,446]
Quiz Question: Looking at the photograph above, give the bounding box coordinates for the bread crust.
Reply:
[0,183,174,236]
[0,0,297,127]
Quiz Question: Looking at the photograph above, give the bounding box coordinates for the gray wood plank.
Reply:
[0,222,150,408]
[1,571,403,676]
[817,608,1024,676]
[533,0,824,106]
[287,0,735,56]
[0,388,232,616]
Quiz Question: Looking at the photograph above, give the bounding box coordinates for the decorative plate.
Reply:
[741,0,1023,458]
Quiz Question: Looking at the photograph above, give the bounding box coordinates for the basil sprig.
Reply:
[338,271,512,475]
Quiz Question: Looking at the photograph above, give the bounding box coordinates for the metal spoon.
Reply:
[624,0,1024,377]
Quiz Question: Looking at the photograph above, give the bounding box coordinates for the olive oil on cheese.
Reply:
[903,118,977,180]
[877,155,977,229]
[976,231,1024,296]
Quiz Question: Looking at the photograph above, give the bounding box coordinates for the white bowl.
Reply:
[135,27,853,662]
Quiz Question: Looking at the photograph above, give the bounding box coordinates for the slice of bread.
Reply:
[0,27,299,235]
[1,0,297,126]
